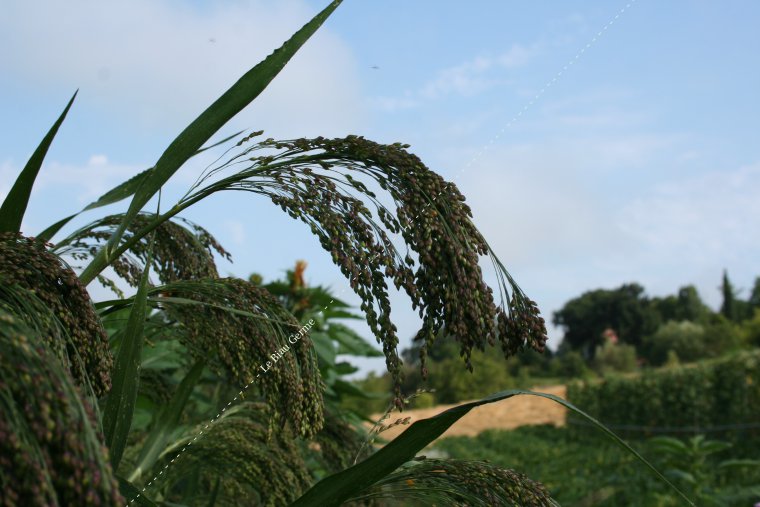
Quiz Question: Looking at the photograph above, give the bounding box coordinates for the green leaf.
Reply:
[129,360,206,482]
[665,469,697,485]
[649,436,690,455]
[333,361,359,375]
[329,323,383,357]
[206,477,221,507]
[80,0,343,285]
[140,340,186,371]
[98,291,297,327]
[0,91,77,233]
[322,309,360,320]
[192,129,246,156]
[311,330,337,366]
[290,389,694,507]
[331,378,372,399]
[102,246,153,468]
[696,439,731,456]
[37,169,152,242]
[718,459,760,469]
[306,286,352,309]
[118,475,159,507]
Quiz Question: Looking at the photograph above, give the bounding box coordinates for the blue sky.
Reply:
[2,0,759,374]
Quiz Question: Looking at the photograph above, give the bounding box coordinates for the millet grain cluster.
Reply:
[60,214,230,288]
[222,135,548,405]
[162,278,324,437]
[0,311,123,507]
[0,233,112,395]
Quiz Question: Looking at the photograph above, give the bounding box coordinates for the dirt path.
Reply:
[371,385,567,441]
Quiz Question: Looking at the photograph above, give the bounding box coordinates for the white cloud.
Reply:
[0,155,146,237]
[35,157,144,205]
[420,56,498,100]
[224,220,247,246]
[88,154,109,166]
[619,162,760,279]
[445,134,760,347]
[369,94,420,112]
[536,88,653,129]
[497,44,537,68]
[374,43,540,111]
[0,0,364,137]
[459,143,620,267]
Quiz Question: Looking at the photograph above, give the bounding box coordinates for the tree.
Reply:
[741,308,760,347]
[748,276,760,312]
[642,321,708,366]
[553,283,660,357]
[720,270,755,322]
[720,269,738,321]
[653,285,711,324]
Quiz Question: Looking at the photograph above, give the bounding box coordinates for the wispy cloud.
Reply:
[30,155,144,205]
[224,220,247,246]
[0,155,145,236]
[373,43,540,112]
[420,55,498,100]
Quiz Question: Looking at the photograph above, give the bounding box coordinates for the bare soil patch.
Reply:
[372,385,567,441]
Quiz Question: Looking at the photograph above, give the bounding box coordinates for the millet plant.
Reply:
[0,1,689,506]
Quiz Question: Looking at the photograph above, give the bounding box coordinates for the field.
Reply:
[431,423,760,507]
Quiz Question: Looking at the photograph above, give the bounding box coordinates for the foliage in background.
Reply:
[567,351,760,441]
[648,435,760,506]
[295,387,685,507]
[345,339,565,411]
[552,283,660,357]
[348,270,760,417]
[592,341,638,375]
[552,277,754,362]
[436,425,760,507]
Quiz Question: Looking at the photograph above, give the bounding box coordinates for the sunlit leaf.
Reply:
[292,389,694,507]
[0,91,76,233]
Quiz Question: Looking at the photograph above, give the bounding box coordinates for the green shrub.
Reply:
[593,342,638,375]
[643,320,707,366]
[435,426,665,506]
[702,315,745,357]
[435,426,760,507]
[552,350,595,380]
[568,351,760,441]
[743,309,760,346]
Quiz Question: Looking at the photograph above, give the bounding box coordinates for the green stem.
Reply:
[128,359,206,483]
[78,155,321,285]
[79,201,193,285]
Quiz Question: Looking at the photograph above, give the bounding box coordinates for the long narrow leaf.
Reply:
[96,292,297,326]
[290,389,694,507]
[80,0,343,285]
[206,477,222,507]
[128,360,206,482]
[117,476,158,507]
[37,213,82,243]
[102,247,153,468]
[0,91,77,233]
